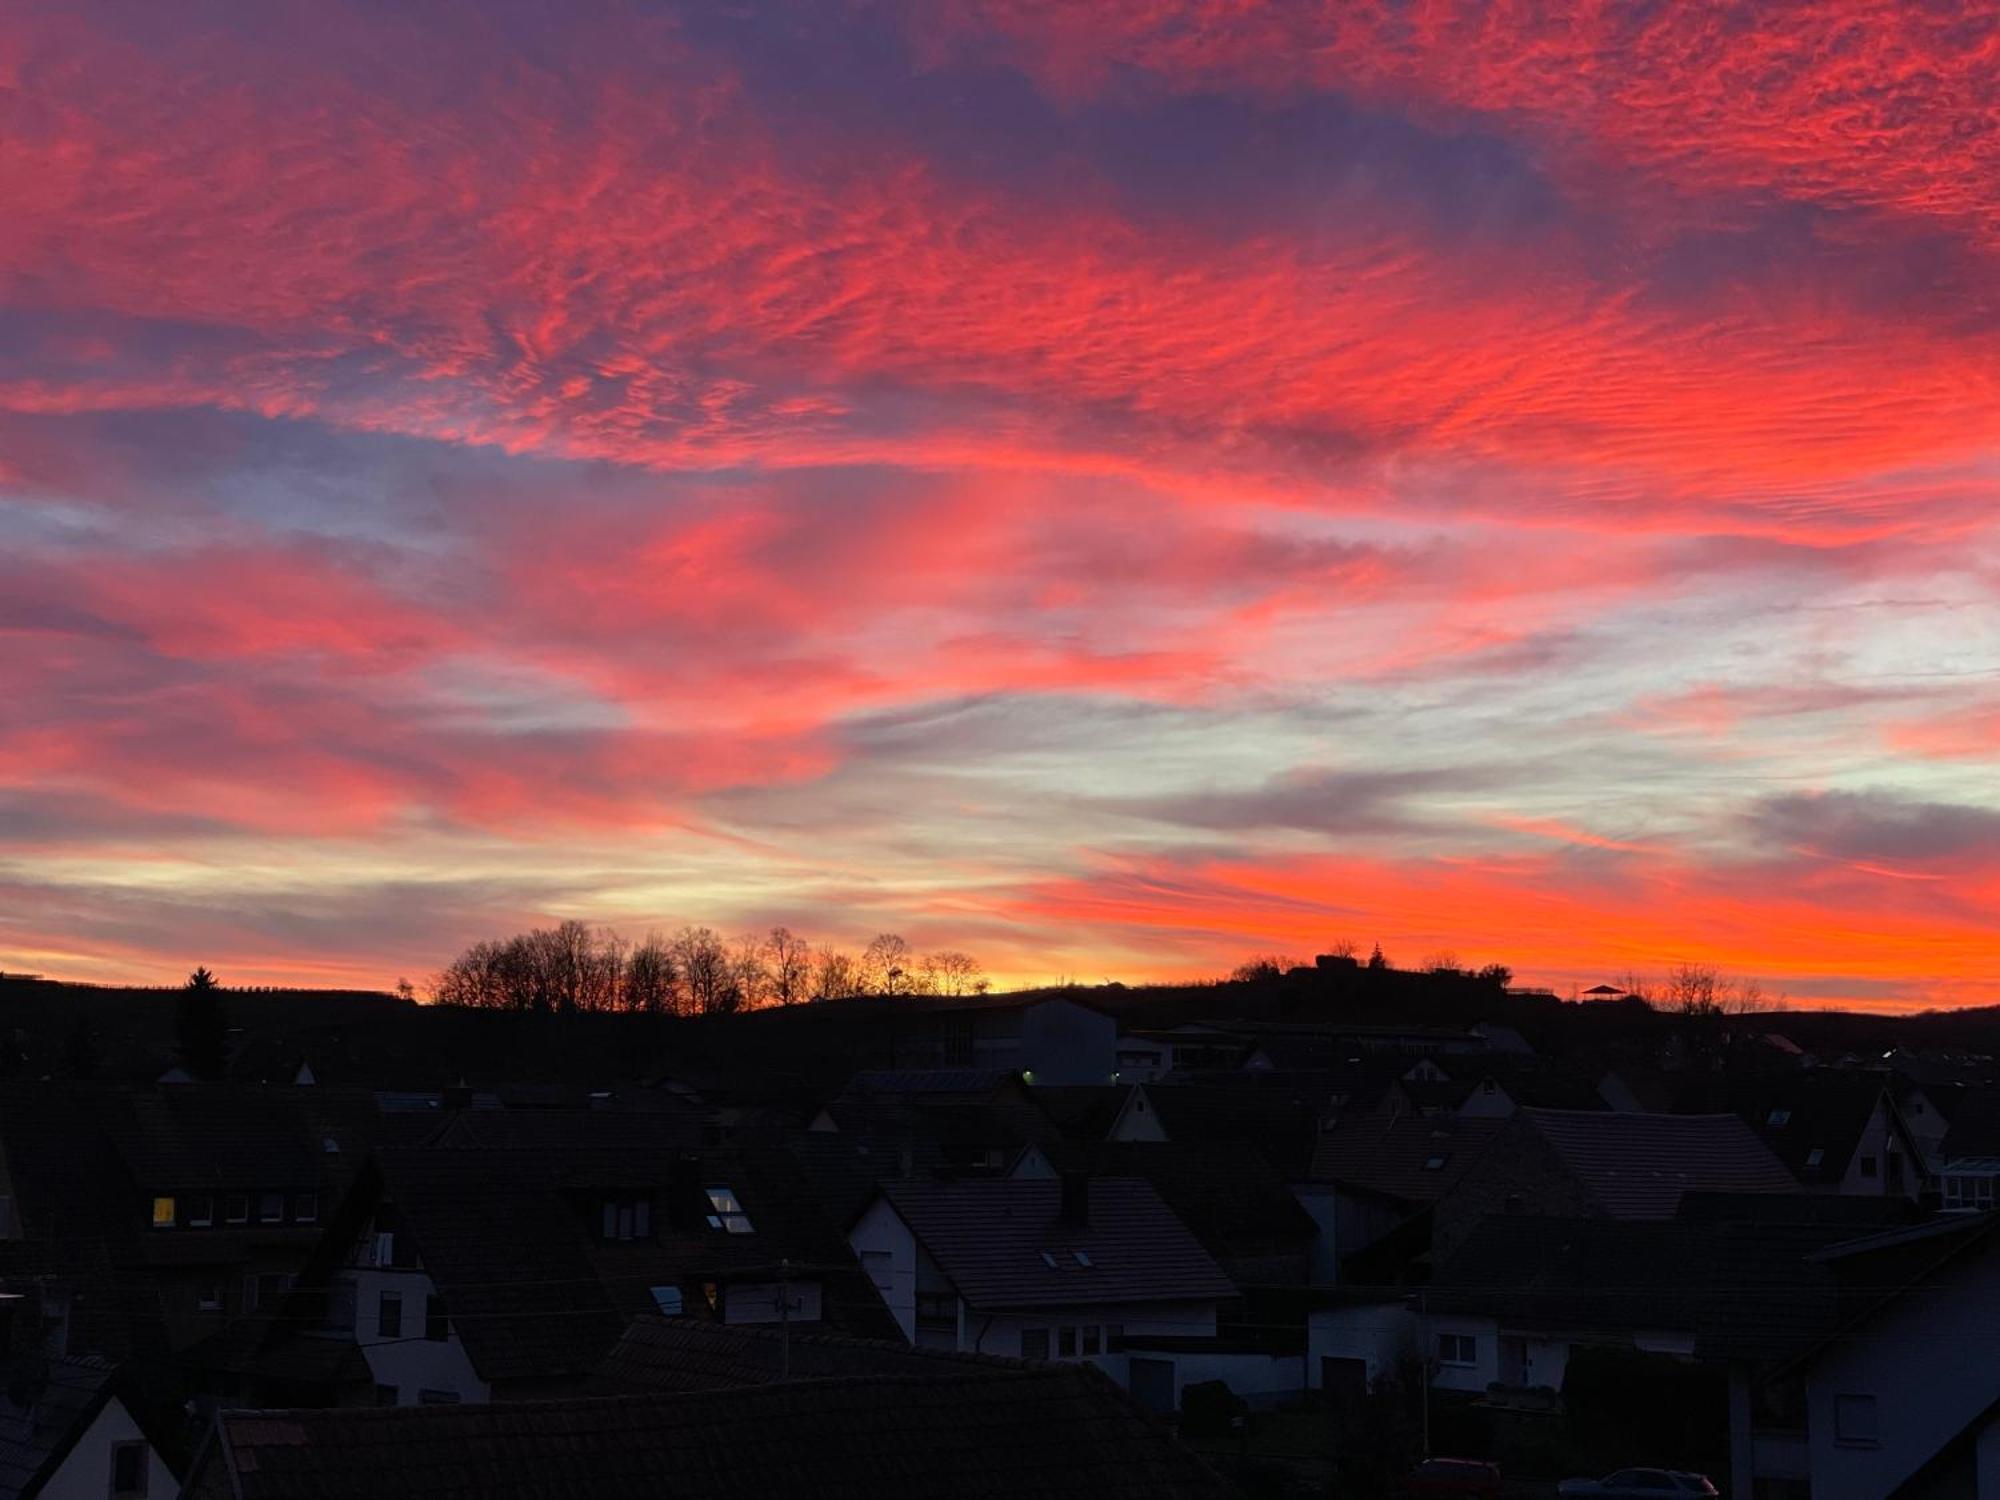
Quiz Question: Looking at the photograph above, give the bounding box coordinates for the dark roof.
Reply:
[846,1069,1017,1097]
[878,1177,1237,1310]
[1309,1115,1509,1202]
[590,1316,1033,1394]
[1129,1084,1325,1173]
[1431,1216,1849,1364]
[0,1357,125,1497]
[1672,1074,1896,1185]
[1522,1108,1798,1218]
[780,1129,952,1230]
[1033,1142,1316,1264]
[1033,1085,1133,1141]
[1444,1058,1607,1112]
[1940,1088,2000,1160]
[378,1141,899,1381]
[202,1369,1235,1499]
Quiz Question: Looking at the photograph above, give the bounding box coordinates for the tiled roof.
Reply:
[1131,1084,1326,1173]
[1308,1115,1509,1202]
[1522,1108,1797,1219]
[878,1177,1236,1310]
[847,1069,1017,1097]
[204,1369,1235,1499]
[1032,1142,1317,1258]
[590,1315,1034,1393]
[0,1357,119,1497]
[1671,1074,1895,1185]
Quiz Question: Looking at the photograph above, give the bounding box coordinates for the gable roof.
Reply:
[590,1315,1034,1394]
[1032,1141,1317,1257]
[201,1369,1235,1499]
[876,1177,1236,1310]
[0,1357,155,1499]
[1672,1074,1900,1185]
[1521,1108,1798,1219]
[1309,1114,1508,1203]
[1124,1084,1325,1173]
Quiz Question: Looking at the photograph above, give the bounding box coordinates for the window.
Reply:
[1021,1327,1049,1359]
[378,1291,402,1339]
[1834,1394,1879,1446]
[196,1284,223,1313]
[651,1285,684,1316]
[373,1384,398,1407]
[323,1135,341,1153]
[1073,1250,1093,1268]
[601,1195,652,1242]
[110,1440,148,1497]
[1105,1324,1125,1352]
[1804,1148,1824,1169]
[1437,1332,1477,1366]
[257,1192,284,1223]
[150,1197,175,1229]
[1423,1154,1448,1171]
[425,1294,448,1342]
[1946,1175,1997,1211]
[186,1196,213,1228]
[1082,1325,1101,1356]
[704,1187,754,1234]
[417,1389,461,1405]
[224,1195,248,1225]
[1767,1109,1792,1127]
[1058,1326,1077,1357]
[295,1193,318,1224]
[1860,1155,1879,1179]
[244,1272,289,1313]
[1039,1251,1058,1268]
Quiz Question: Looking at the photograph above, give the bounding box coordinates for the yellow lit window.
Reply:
[151,1196,176,1228]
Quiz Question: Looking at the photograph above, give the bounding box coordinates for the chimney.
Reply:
[1058,1171,1089,1229]
[667,1155,704,1230]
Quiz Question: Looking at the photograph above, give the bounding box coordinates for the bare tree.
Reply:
[812,945,862,1001]
[1420,950,1462,976]
[624,931,678,1013]
[1230,955,1293,983]
[671,926,736,1015]
[767,927,812,1006]
[730,934,771,1009]
[862,933,913,995]
[922,950,984,997]
[1665,962,1724,1017]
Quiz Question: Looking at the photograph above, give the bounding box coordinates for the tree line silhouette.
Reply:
[428,921,988,1015]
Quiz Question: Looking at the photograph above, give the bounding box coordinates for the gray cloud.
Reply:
[1748,789,2000,864]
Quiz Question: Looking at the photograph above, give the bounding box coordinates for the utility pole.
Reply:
[1419,1288,1431,1462]
[778,1258,792,1380]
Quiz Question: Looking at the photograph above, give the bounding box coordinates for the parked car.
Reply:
[1557,1470,1718,1497]
[1400,1457,1504,1496]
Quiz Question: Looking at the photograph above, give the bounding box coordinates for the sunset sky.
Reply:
[4,2,1998,1007]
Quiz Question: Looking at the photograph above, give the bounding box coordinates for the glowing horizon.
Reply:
[3,2,1997,1010]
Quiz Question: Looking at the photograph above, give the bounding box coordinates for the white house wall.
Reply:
[352,1265,490,1405]
[38,1398,173,1500]
[848,1197,918,1342]
[1308,1303,1418,1388]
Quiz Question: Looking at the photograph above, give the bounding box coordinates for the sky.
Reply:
[2,1,1998,1008]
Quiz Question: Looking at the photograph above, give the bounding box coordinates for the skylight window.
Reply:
[1423,1154,1449,1170]
[704,1187,754,1234]
[1073,1250,1092,1268]
[1040,1251,1058,1268]
[1768,1109,1792,1126]
[1806,1148,1825,1168]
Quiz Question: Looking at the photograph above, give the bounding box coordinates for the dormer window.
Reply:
[151,1197,175,1229]
[186,1196,213,1228]
[704,1188,753,1234]
[257,1192,285,1224]
[225,1195,248,1225]
[601,1196,652,1242]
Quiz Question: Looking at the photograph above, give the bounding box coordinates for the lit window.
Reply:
[110,1441,148,1498]
[1437,1332,1477,1366]
[1834,1394,1878,1446]
[151,1197,176,1229]
[704,1187,754,1234]
[1021,1327,1049,1359]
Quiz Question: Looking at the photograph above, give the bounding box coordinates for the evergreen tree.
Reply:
[175,967,228,1080]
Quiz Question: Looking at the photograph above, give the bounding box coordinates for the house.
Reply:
[1305,1114,1510,1278]
[848,1175,1240,1409]
[1430,1107,1800,1260]
[0,1357,177,1500]
[1933,1089,2000,1212]
[1011,1140,1321,1288]
[292,1135,898,1407]
[180,1366,1236,1499]
[1676,1074,1924,1198]
[1747,1213,2000,1499]
[1107,1081,1327,1174]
